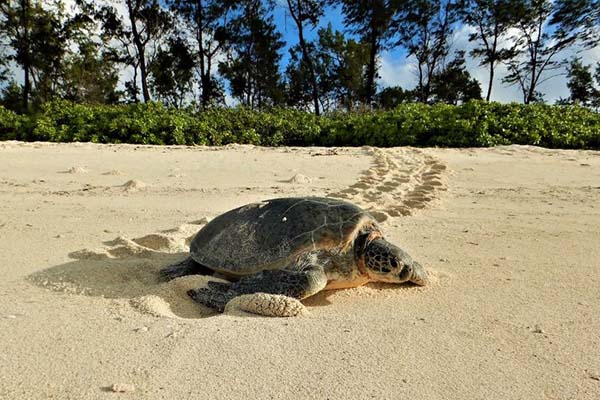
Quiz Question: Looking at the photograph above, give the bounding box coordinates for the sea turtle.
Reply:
[160,197,428,313]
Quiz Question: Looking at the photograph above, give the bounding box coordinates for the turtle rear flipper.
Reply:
[188,287,237,312]
[159,257,214,281]
[188,264,327,314]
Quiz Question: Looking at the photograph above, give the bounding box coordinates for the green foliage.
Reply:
[148,37,195,107]
[218,0,286,108]
[333,0,395,104]
[430,52,482,105]
[0,105,20,139]
[563,59,600,108]
[0,100,598,149]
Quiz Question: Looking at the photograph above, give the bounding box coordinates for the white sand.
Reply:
[0,141,599,398]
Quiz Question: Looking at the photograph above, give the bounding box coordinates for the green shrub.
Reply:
[0,105,20,140]
[3,100,599,149]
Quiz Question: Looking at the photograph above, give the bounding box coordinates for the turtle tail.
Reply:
[187,283,236,312]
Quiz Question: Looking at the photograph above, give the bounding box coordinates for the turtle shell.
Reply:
[189,197,380,276]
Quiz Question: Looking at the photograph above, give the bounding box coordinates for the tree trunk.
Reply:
[195,0,209,107]
[299,30,320,116]
[286,0,320,116]
[132,64,139,103]
[366,30,378,106]
[21,0,31,111]
[127,0,151,102]
[486,61,494,101]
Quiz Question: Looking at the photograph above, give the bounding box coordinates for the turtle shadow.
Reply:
[26,245,430,320]
[26,249,221,319]
[303,281,422,308]
[302,291,334,307]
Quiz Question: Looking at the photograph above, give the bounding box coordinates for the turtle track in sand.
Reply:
[328,147,447,222]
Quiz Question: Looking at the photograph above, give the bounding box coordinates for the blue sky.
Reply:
[273,3,408,72]
[273,3,346,60]
[269,2,600,104]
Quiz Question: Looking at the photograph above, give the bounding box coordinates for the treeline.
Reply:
[1,0,599,115]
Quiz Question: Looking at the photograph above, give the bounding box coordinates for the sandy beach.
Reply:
[0,141,599,399]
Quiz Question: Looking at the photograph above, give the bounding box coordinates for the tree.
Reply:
[376,86,416,108]
[502,0,579,104]
[316,25,370,111]
[95,0,172,103]
[460,0,520,101]
[61,40,121,104]
[552,0,600,49]
[430,51,482,104]
[148,37,195,107]
[168,0,228,107]
[125,0,172,103]
[0,0,33,111]
[284,0,323,115]
[0,0,92,111]
[564,59,600,107]
[393,0,463,103]
[0,81,24,112]
[218,0,285,108]
[285,25,372,112]
[0,47,8,84]
[284,42,318,111]
[334,0,394,106]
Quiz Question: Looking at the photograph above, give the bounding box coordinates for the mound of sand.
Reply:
[102,169,124,176]
[63,166,89,174]
[130,275,220,319]
[121,179,147,192]
[285,173,312,184]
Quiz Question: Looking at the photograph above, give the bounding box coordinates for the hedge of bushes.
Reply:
[1,100,599,149]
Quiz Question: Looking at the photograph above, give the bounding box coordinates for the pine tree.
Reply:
[552,0,600,49]
[169,0,228,107]
[0,0,93,111]
[218,0,285,108]
[502,0,579,104]
[460,0,520,101]
[333,0,394,106]
[94,0,172,103]
[430,51,482,104]
[148,37,195,107]
[61,40,121,104]
[284,0,323,115]
[564,59,600,107]
[393,0,463,103]
[316,25,370,111]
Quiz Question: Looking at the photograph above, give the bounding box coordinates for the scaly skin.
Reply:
[187,265,327,313]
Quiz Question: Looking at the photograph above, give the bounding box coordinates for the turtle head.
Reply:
[362,239,428,286]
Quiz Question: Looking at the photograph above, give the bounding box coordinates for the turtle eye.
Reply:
[390,258,398,269]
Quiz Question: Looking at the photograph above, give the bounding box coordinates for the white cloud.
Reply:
[377,24,600,103]
[450,24,525,103]
[377,51,417,89]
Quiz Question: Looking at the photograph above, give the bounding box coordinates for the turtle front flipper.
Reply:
[159,257,214,281]
[187,264,327,317]
[410,261,429,286]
